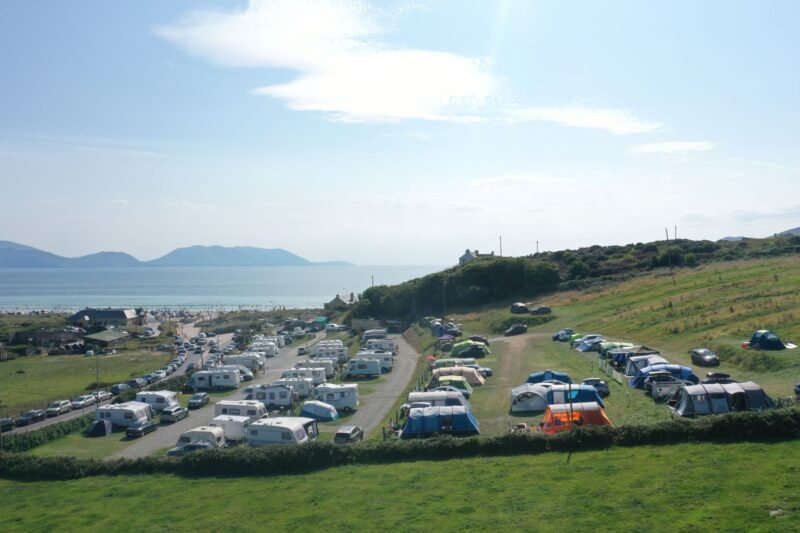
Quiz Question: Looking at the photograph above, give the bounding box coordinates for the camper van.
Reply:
[214,400,267,422]
[244,384,297,410]
[176,426,225,448]
[95,401,151,428]
[364,337,397,354]
[296,359,336,378]
[280,367,326,386]
[135,391,179,413]
[188,369,241,391]
[356,350,393,372]
[345,358,382,378]
[314,383,359,412]
[273,378,315,399]
[209,415,250,442]
[247,417,319,446]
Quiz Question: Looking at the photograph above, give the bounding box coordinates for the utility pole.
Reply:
[442,279,447,317]
[499,236,503,257]
[536,241,539,254]
[95,350,100,411]
[371,275,374,287]
[665,228,676,287]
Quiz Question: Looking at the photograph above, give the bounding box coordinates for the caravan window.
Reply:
[281,431,293,441]
[250,430,258,437]
[156,398,164,404]
[326,393,334,401]
[247,409,257,416]
[224,374,230,379]
[124,412,133,419]
[257,392,266,400]
[198,376,206,382]
[224,408,241,415]
[294,430,305,441]
[279,391,287,399]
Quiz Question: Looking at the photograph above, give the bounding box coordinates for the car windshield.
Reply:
[48,402,60,408]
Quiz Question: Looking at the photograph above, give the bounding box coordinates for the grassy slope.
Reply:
[1,441,799,531]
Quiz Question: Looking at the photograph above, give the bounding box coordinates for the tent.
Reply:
[747,330,788,351]
[628,364,699,389]
[299,400,339,422]
[401,405,480,438]
[86,419,113,437]
[430,375,474,397]
[511,383,604,413]
[432,367,485,386]
[671,381,775,417]
[609,345,660,366]
[539,402,613,435]
[599,342,635,357]
[527,370,573,385]
[624,355,669,377]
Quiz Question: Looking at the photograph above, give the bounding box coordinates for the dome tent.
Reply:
[747,330,789,351]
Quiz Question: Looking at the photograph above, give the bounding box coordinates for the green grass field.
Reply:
[1,440,798,531]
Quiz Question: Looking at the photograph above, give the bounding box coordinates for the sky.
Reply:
[1,0,799,265]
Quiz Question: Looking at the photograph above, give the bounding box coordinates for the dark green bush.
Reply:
[1,415,93,453]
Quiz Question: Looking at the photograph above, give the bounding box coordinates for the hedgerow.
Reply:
[0,415,93,453]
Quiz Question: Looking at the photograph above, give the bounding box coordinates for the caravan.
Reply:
[244,384,297,410]
[209,415,250,442]
[225,353,264,370]
[273,378,314,398]
[217,364,254,381]
[296,359,336,378]
[280,367,326,386]
[364,337,397,354]
[188,369,240,391]
[247,417,319,446]
[176,426,225,448]
[314,383,359,412]
[214,400,267,422]
[345,358,382,378]
[135,390,179,413]
[356,350,393,372]
[95,401,151,428]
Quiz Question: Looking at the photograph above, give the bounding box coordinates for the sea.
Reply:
[0,265,443,311]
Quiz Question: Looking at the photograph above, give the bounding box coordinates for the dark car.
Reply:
[126,419,158,438]
[298,347,308,356]
[0,418,15,432]
[690,348,720,366]
[127,378,146,389]
[530,306,552,315]
[468,335,490,346]
[510,303,529,314]
[701,372,737,385]
[187,392,209,409]
[551,328,574,342]
[111,383,131,395]
[334,425,364,444]
[167,441,213,457]
[459,344,488,358]
[465,364,493,377]
[795,383,800,398]
[15,410,46,426]
[582,378,610,397]
[160,405,189,423]
[504,323,528,336]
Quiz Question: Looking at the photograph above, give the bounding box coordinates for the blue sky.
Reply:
[1,0,798,265]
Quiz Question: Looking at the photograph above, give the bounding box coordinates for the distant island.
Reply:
[0,241,351,268]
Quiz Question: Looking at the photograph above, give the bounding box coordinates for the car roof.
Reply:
[336,425,360,433]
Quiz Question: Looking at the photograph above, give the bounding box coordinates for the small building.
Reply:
[350,318,382,333]
[324,294,350,311]
[68,308,138,329]
[458,249,495,267]
[83,329,131,349]
[10,330,81,348]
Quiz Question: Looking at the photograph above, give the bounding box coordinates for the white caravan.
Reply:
[345,358,382,378]
[188,369,240,390]
[273,378,315,399]
[296,359,336,378]
[247,417,319,447]
[176,426,225,448]
[214,400,267,422]
[244,384,298,410]
[217,364,254,381]
[314,383,359,412]
[209,415,250,442]
[95,401,151,427]
[356,350,393,372]
[225,353,264,370]
[364,338,397,354]
[135,390,179,413]
[280,367,326,386]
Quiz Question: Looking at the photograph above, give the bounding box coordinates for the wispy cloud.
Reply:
[112,199,130,206]
[629,141,715,155]
[468,174,565,188]
[506,106,663,135]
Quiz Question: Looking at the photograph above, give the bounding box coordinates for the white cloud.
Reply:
[629,141,715,155]
[506,106,663,135]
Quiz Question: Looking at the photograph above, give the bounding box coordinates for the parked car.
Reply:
[187,362,197,371]
[167,441,213,456]
[127,378,146,389]
[552,328,575,342]
[160,405,189,423]
[468,335,490,346]
[504,324,528,337]
[464,364,493,377]
[530,306,552,315]
[458,344,488,358]
[194,347,203,354]
[334,425,364,444]
[71,395,97,409]
[643,372,687,396]
[298,346,308,356]
[701,372,737,385]
[92,390,112,402]
[510,303,529,314]
[582,378,610,397]
[15,410,46,426]
[111,383,130,395]
[690,348,720,367]
[46,400,73,417]
[187,392,209,409]
[152,370,167,380]
[126,419,158,438]
[795,383,800,398]
[0,418,15,432]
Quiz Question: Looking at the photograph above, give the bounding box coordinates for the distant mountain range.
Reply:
[0,241,350,268]
[779,227,800,237]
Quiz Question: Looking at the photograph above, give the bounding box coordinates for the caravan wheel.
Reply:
[342,406,353,413]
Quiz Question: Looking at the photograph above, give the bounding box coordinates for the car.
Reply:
[464,364,493,377]
[795,383,800,398]
[187,362,197,370]
[92,390,112,402]
[530,306,552,315]
[468,335,490,346]
[194,347,203,354]
[111,383,130,395]
[160,405,189,423]
[46,400,73,417]
[15,410,46,426]
[127,378,146,389]
[551,328,574,342]
[152,370,167,380]
[161,366,174,376]
[334,425,364,444]
[126,419,158,438]
[187,392,209,409]
[207,332,217,338]
[458,344,488,358]
[701,372,737,385]
[690,348,720,367]
[510,303,529,314]
[581,378,610,397]
[643,372,687,395]
[0,418,16,432]
[504,323,528,337]
[298,346,308,356]
[167,440,213,456]
[71,395,97,409]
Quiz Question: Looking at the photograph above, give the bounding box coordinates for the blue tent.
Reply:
[545,384,605,408]
[527,370,573,385]
[628,364,699,389]
[401,406,480,438]
[299,400,339,421]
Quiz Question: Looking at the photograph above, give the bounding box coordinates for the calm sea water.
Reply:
[0,265,442,311]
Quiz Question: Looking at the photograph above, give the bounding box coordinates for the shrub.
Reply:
[1,415,93,453]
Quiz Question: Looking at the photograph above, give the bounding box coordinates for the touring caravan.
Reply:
[135,390,179,413]
[95,401,151,428]
[345,358,382,378]
[314,383,359,412]
[273,378,314,399]
[280,367,326,386]
[214,400,267,422]
[217,364,254,381]
[356,350,393,372]
[431,367,485,386]
[225,353,264,371]
[364,337,397,354]
[244,384,297,410]
[247,417,319,447]
[296,359,336,378]
[188,369,240,391]
[176,426,225,448]
[209,415,250,442]
[362,328,387,342]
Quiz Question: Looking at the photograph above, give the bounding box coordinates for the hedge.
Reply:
[0,415,93,453]
[2,408,800,481]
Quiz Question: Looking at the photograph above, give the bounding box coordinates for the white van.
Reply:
[273,378,315,399]
[176,426,225,448]
[346,358,382,378]
[314,384,359,412]
[214,400,267,422]
[244,384,297,410]
[95,401,151,427]
[135,390,179,413]
[209,415,250,442]
[247,417,319,447]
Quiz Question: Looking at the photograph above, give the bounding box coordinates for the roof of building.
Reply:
[69,308,137,322]
[83,330,131,343]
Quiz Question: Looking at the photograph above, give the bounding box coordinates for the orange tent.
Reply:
[538,402,613,435]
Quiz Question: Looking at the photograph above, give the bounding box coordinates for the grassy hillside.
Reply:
[1,441,798,531]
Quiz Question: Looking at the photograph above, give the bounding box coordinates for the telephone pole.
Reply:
[499,236,503,257]
[536,240,539,254]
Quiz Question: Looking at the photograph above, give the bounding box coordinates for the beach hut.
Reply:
[629,364,699,389]
[431,366,485,386]
[526,370,572,385]
[538,402,613,435]
[299,400,339,421]
[400,406,480,438]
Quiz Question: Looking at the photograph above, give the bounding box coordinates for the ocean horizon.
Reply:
[0,264,444,311]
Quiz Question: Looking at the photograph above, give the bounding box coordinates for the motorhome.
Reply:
[364,338,397,354]
[311,341,348,362]
[209,415,250,442]
[296,359,336,378]
[247,417,319,446]
[249,342,278,357]
[188,369,241,391]
[362,328,387,342]
[280,367,326,385]
[314,383,359,412]
[356,350,393,371]
[135,390,179,413]
[244,384,297,410]
[95,401,151,428]
[273,378,315,399]
[176,426,225,448]
[214,400,267,422]
[345,358,382,378]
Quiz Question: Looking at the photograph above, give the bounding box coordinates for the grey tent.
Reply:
[86,419,113,437]
[748,330,786,351]
[671,381,774,417]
